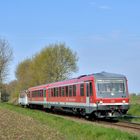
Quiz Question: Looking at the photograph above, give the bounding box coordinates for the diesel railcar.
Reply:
[19,72,129,118]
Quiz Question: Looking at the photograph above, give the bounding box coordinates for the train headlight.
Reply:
[122,100,126,103]
[99,100,103,104]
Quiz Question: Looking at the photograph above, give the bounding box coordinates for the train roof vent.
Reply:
[77,75,87,79]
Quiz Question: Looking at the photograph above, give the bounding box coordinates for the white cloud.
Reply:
[99,5,111,10]
[89,1,111,10]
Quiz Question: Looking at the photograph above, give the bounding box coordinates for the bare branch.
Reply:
[0,38,13,83]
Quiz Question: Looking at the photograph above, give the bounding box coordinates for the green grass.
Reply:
[127,104,140,122]
[130,95,140,104]
[126,95,140,122]
[0,103,139,140]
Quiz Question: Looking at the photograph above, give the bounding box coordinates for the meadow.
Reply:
[0,103,139,140]
[127,95,140,122]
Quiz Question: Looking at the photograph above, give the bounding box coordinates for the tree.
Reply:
[16,58,33,89]
[0,38,13,102]
[31,43,78,84]
[0,38,13,83]
[15,43,78,91]
[1,83,10,102]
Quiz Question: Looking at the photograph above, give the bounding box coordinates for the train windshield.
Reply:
[96,79,127,98]
[97,80,125,93]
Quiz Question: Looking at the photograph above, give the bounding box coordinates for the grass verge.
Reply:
[0,103,140,140]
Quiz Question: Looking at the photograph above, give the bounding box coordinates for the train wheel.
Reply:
[80,109,86,116]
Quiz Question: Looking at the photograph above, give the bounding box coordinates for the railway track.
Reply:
[97,120,140,131]
[20,106,140,134]
[48,110,140,133]
[113,121,140,130]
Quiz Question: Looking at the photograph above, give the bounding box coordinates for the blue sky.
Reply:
[0,0,140,93]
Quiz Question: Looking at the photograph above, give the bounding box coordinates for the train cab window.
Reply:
[66,86,68,97]
[80,84,84,96]
[90,82,93,96]
[69,86,72,97]
[73,85,76,96]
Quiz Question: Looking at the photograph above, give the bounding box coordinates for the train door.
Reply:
[43,88,46,103]
[86,82,90,106]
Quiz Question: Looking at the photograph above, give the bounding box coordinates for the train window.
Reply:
[59,87,61,97]
[40,90,41,97]
[39,90,40,97]
[69,86,72,97]
[62,87,65,96]
[48,89,50,97]
[43,89,46,97]
[38,90,40,97]
[40,90,42,97]
[37,91,38,97]
[86,83,89,97]
[80,84,84,96]
[66,86,68,97]
[73,85,76,96]
[54,88,56,97]
[42,90,43,96]
[90,82,93,96]
[36,91,37,97]
[33,91,35,97]
[51,88,54,97]
[56,88,58,97]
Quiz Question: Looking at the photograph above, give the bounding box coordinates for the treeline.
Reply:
[0,38,13,102]
[8,43,78,102]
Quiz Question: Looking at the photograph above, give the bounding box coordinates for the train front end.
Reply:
[93,72,129,118]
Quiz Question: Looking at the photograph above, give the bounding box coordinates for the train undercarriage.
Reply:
[26,103,129,119]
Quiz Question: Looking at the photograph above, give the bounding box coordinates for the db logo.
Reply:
[111,100,115,103]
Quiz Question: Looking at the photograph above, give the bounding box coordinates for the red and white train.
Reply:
[19,72,129,118]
